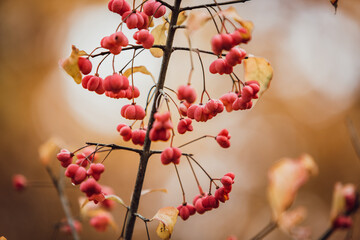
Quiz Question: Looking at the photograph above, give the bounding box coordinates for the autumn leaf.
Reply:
[268,154,318,221]
[278,206,310,237]
[0,237,7,240]
[330,0,339,13]
[141,188,168,196]
[177,11,187,26]
[330,183,357,222]
[38,137,61,166]
[105,194,127,208]
[123,66,156,84]
[59,45,87,84]
[243,57,273,99]
[152,207,179,240]
[185,10,211,36]
[150,23,168,58]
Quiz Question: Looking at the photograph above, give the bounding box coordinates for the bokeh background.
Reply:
[1,0,360,239]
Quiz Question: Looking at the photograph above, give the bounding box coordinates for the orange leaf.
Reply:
[123,66,156,84]
[176,11,187,26]
[59,45,87,84]
[150,23,168,58]
[243,57,273,99]
[0,237,7,240]
[38,137,61,166]
[185,10,211,36]
[268,154,317,220]
[152,207,178,240]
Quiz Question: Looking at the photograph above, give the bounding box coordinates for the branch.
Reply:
[249,221,277,240]
[180,0,251,11]
[45,166,80,240]
[85,142,143,154]
[155,0,174,11]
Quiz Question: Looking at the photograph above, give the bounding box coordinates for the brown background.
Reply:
[0,0,360,239]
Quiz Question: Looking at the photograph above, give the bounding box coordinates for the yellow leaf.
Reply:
[185,10,211,36]
[59,45,87,84]
[105,194,127,208]
[38,137,61,166]
[268,154,317,221]
[123,66,156,84]
[152,207,178,240]
[150,23,168,58]
[141,188,168,196]
[330,183,356,222]
[243,57,273,98]
[177,11,187,26]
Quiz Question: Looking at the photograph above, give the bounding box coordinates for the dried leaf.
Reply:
[278,207,307,235]
[105,194,127,208]
[330,183,356,222]
[219,7,254,41]
[152,207,179,240]
[185,10,211,36]
[0,237,7,240]
[38,137,60,166]
[123,66,156,83]
[268,154,317,220]
[330,0,339,13]
[150,23,168,58]
[141,188,168,196]
[243,57,273,98]
[59,45,87,84]
[177,11,187,26]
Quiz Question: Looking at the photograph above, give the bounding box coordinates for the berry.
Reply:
[117,123,132,141]
[209,59,233,75]
[225,48,246,66]
[57,149,73,168]
[143,0,166,18]
[177,118,193,134]
[160,147,182,165]
[108,0,131,16]
[12,174,27,191]
[131,129,146,146]
[65,164,87,185]
[103,73,129,93]
[121,104,146,120]
[333,216,353,229]
[220,92,238,112]
[90,213,111,232]
[149,112,173,141]
[133,30,154,49]
[122,10,145,29]
[177,85,197,104]
[87,163,105,181]
[78,57,92,75]
[60,220,82,235]
[215,187,229,203]
[80,178,102,197]
[216,129,231,148]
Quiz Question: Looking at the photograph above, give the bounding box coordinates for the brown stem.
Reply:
[123,1,183,239]
[249,221,277,240]
[180,0,251,11]
[45,166,80,240]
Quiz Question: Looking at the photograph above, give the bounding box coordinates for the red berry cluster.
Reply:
[232,80,260,111]
[149,111,173,141]
[177,118,193,134]
[209,48,247,75]
[101,31,129,55]
[105,85,140,99]
[211,28,250,56]
[216,129,231,148]
[117,124,146,146]
[177,172,235,221]
[187,99,224,122]
[143,0,166,18]
[160,147,182,165]
[81,75,105,95]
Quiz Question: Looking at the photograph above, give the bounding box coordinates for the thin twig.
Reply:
[180,0,251,11]
[249,221,277,240]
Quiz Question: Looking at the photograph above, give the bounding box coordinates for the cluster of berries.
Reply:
[57,148,106,202]
[187,99,224,122]
[209,48,247,75]
[160,147,182,165]
[105,85,140,99]
[177,173,235,220]
[215,129,231,148]
[211,28,250,56]
[117,124,146,146]
[149,112,173,141]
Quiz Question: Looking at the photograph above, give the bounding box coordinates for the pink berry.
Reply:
[12,174,27,191]
[160,147,182,165]
[177,85,197,104]
[90,213,111,232]
[87,163,105,181]
[80,178,102,197]
[78,57,92,75]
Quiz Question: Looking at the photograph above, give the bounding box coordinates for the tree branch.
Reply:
[180,0,251,11]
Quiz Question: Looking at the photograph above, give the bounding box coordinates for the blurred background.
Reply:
[0,0,359,239]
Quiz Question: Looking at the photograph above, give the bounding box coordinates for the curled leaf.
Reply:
[268,154,317,221]
[150,23,168,58]
[141,188,168,196]
[330,182,357,223]
[152,207,179,240]
[243,57,273,98]
[59,45,87,84]
[177,11,188,26]
[38,137,61,166]
[105,194,127,208]
[123,66,156,84]
[185,10,211,36]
